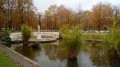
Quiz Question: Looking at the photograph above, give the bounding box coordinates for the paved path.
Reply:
[11,38,57,44]
[0,44,40,67]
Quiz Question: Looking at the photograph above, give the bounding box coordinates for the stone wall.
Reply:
[0,44,40,67]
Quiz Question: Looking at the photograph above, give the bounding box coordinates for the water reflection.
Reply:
[108,49,120,67]
[37,43,80,67]
[89,45,120,67]
[15,45,40,60]
[67,57,78,67]
[89,46,109,67]
[42,43,67,61]
[43,43,58,60]
[12,42,120,67]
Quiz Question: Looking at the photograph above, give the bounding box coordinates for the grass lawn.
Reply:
[0,52,18,67]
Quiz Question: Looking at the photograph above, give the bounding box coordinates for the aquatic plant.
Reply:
[21,24,32,46]
[101,18,120,56]
[60,25,83,59]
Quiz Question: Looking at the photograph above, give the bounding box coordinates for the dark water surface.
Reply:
[11,41,120,67]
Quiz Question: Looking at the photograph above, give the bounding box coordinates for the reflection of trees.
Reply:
[42,43,79,67]
[43,44,58,60]
[43,43,67,61]
[67,48,80,59]
[84,43,120,67]
[42,42,80,62]
[56,44,67,61]
[15,46,40,60]
[89,46,109,67]
[107,49,120,67]
[67,57,78,67]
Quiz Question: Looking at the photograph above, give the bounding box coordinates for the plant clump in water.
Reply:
[21,24,32,46]
[101,19,120,54]
[101,19,120,66]
[60,25,83,59]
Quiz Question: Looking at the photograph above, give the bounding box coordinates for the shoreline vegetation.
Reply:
[0,51,17,67]
[0,0,120,67]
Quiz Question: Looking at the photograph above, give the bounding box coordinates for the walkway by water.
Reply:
[0,44,40,67]
[10,32,59,43]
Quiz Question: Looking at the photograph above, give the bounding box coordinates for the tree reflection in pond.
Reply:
[108,49,120,67]
[89,44,120,67]
[42,43,79,67]
[67,57,78,67]
[41,43,67,61]
[42,43,59,60]
[13,42,120,67]
[15,45,40,60]
[89,46,109,67]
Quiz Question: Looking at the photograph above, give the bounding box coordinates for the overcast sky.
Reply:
[33,0,120,13]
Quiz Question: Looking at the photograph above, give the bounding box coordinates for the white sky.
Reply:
[33,0,120,13]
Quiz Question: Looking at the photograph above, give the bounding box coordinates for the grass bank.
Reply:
[0,51,18,67]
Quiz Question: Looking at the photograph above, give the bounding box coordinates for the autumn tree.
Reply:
[5,0,16,30]
[11,0,38,30]
[56,5,73,27]
[0,0,6,29]
[0,0,38,30]
[42,5,76,30]
[80,11,95,30]
[42,4,58,30]
[92,3,113,31]
[56,5,82,28]
[17,0,27,24]
[113,6,120,27]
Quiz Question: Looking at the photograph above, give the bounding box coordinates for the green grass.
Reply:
[0,52,18,67]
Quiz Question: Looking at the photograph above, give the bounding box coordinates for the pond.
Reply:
[11,41,120,67]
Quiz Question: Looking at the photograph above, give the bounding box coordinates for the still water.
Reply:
[11,41,120,67]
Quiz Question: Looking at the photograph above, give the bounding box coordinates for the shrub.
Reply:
[1,35,11,47]
[3,30,13,35]
[101,18,120,56]
[21,24,32,46]
[0,31,11,47]
[60,25,83,59]
[102,28,120,51]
